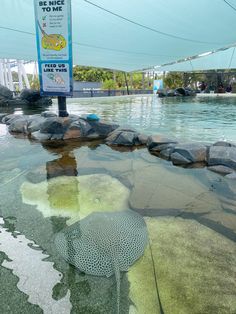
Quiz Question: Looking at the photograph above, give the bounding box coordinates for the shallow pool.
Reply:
[0,95,236,314]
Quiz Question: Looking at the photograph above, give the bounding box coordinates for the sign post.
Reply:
[34,0,73,117]
[153,79,163,94]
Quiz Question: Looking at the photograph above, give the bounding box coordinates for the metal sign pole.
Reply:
[58,96,68,117]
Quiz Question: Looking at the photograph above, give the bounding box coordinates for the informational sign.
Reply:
[34,0,73,96]
[153,79,164,94]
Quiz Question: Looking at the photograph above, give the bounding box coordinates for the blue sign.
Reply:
[34,0,73,96]
[153,79,164,94]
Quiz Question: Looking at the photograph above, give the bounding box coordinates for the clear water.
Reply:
[0,95,236,314]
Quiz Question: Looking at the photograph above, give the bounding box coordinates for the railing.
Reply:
[72,89,153,98]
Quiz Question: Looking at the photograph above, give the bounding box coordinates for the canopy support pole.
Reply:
[124,72,129,95]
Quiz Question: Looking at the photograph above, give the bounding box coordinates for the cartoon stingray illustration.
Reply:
[38,21,66,51]
[47,73,65,85]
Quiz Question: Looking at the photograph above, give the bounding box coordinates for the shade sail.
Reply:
[157,47,236,72]
[1,0,236,71]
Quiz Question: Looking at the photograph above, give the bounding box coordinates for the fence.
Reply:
[72,89,153,98]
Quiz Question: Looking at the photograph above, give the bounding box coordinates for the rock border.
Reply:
[1,112,236,178]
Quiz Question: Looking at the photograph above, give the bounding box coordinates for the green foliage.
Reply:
[30,77,40,90]
[102,79,117,90]
[73,66,113,82]
[163,73,183,89]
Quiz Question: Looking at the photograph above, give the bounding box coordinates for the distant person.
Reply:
[226,85,232,93]
[199,81,206,93]
[218,83,225,93]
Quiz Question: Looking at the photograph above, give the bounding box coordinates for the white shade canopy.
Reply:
[1,0,236,71]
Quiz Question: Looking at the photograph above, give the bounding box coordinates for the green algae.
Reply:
[128,246,162,314]
[20,174,130,224]
[146,217,236,314]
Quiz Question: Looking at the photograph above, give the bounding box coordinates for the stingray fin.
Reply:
[112,255,120,314]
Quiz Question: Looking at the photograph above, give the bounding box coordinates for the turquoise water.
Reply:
[55,95,236,142]
[0,95,236,313]
[2,95,236,142]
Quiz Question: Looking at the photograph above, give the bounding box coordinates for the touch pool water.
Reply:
[0,95,236,314]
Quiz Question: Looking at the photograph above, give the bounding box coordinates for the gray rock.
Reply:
[88,120,119,137]
[150,143,176,153]
[19,90,51,105]
[0,113,8,123]
[3,99,29,106]
[51,133,64,140]
[159,148,174,159]
[147,135,178,150]
[106,128,141,146]
[208,146,236,169]
[225,172,236,179]
[171,152,191,165]
[2,114,26,125]
[31,131,51,141]
[8,117,28,133]
[137,134,148,145]
[172,143,207,163]
[0,84,13,99]
[40,117,70,134]
[41,111,57,118]
[27,115,45,133]
[207,165,234,175]
[213,141,236,147]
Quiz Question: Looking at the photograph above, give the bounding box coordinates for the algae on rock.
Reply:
[21,174,130,224]
[145,217,236,314]
[128,246,162,314]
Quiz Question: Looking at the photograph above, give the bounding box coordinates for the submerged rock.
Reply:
[20,174,130,224]
[145,217,236,314]
[106,128,145,146]
[147,135,178,151]
[171,143,207,165]
[208,146,236,170]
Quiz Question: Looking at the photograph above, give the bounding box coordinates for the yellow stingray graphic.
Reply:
[38,21,66,51]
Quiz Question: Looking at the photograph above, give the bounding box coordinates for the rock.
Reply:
[40,117,70,134]
[2,114,26,125]
[150,142,176,153]
[128,246,162,314]
[147,135,178,150]
[208,146,236,169]
[41,111,57,118]
[8,117,28,133]
[171,152,192,165]
[213,141,236,147]
[0,113,8,123]
[0,84,13,99]
[63,119,93,139]
[27,115,45,133]
[6,99,29,106]
[172,143,207,164]
[20,174,130,224]
[129,163,221,213]
[106,128,142,146]
[137,134,148,145]
[225,172,236,179]
[207,165,234,175]
[159,148,174,159]
[88,120,119,137]
[31,131,51,141]
[20,89,52,105]
[175,87,186,96]
[20,89,41,102]
[146,217,236,314]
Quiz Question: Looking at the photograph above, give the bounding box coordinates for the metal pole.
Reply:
[124,72,129,95]
[58,96,69,117]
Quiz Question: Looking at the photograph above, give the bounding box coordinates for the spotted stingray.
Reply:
[55,210,148,313]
